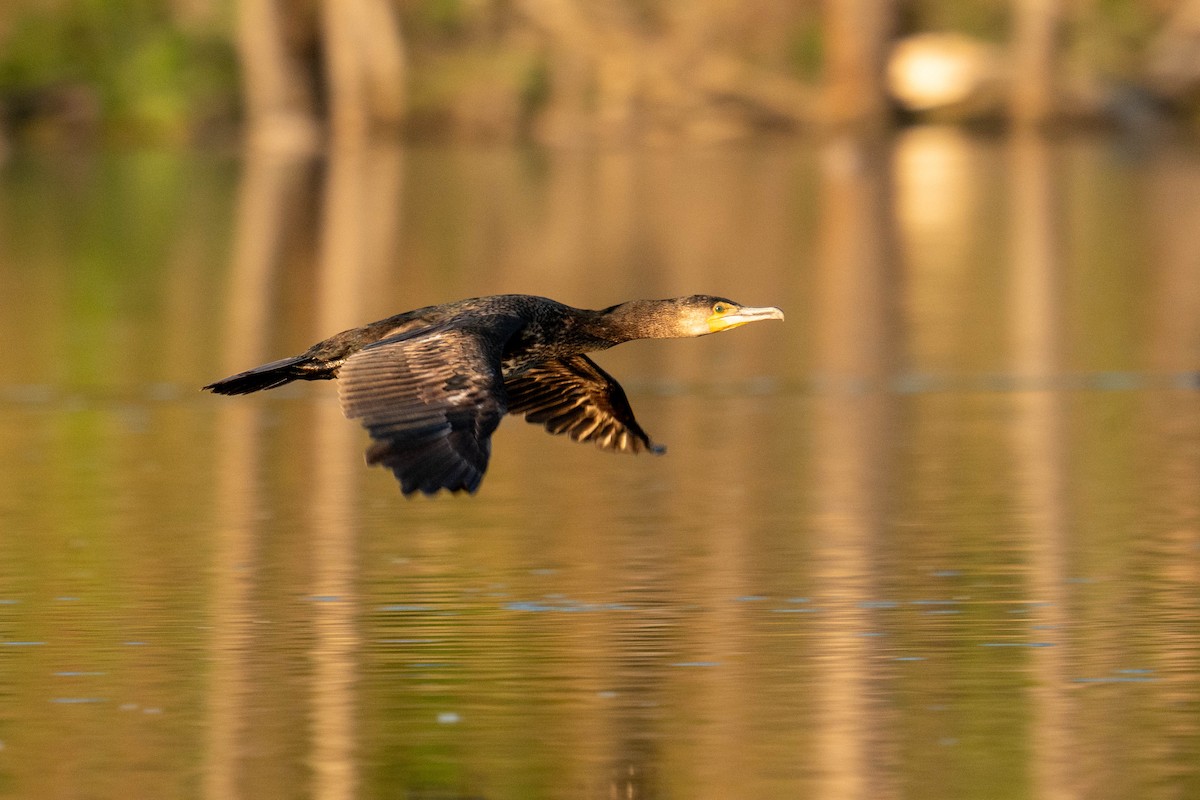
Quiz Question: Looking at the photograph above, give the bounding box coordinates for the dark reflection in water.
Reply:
[1,132,1200,800]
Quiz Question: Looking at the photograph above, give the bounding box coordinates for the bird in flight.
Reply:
[205,294,784,496]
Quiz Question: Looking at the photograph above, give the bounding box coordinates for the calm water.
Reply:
[0,130,1198,799]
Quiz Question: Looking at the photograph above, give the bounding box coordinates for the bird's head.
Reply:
[663,295,787,338]
[597,295,785,341]
[694,296,785,335]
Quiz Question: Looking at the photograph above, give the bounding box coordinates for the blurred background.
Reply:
[4,0,1200,146]
[1,2,1200,799]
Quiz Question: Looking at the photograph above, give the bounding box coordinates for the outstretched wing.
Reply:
[504,355,664,455]
[338,318,522,496]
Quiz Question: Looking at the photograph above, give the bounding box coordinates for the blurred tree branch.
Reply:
[823,0,896,127]
[237,0,407,149]
[1010,0,1060,125]
[319,0,407,139]
[236,0,320,150]
[1148,0,1200,98]
[516,0,816,142]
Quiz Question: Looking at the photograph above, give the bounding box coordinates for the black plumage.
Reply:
[204,294,783,496]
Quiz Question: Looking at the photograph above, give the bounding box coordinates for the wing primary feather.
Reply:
[504,355,663,455]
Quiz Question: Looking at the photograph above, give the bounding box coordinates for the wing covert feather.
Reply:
[338,319,521,495]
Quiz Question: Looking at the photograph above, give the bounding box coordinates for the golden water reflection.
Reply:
[0,131,1198,799]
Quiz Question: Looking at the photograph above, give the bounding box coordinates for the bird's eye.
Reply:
[713,303,728,314]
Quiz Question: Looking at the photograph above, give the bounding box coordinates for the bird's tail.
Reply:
[203,355,327,395]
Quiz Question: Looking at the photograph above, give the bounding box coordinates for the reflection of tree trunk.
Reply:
[307,151,358,800]
[1010,0,1060,125]
[206,149,313,800]
[1145,149,1200,376]
[812,134,898,800]
[319,0,408,139]
[1142,148,1200,753]
[823,0,895,126]
[306,140,404,799]
[1008,130,1074,800]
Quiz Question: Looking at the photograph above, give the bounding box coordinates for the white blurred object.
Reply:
[887,33,1005,113]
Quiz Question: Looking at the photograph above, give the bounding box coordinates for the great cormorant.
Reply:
[204,294,784,496]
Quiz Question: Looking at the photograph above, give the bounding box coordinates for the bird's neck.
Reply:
[582,301,663,344]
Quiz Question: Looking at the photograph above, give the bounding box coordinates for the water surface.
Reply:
[0,132,1198,799]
